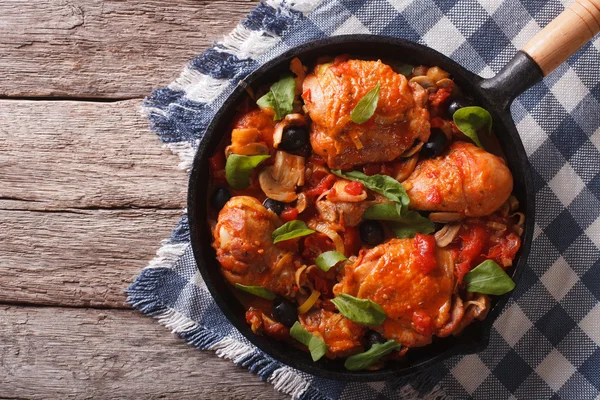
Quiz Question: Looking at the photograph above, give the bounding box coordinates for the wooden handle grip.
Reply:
[522,0,600,76]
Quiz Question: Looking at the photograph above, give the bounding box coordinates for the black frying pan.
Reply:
[187,1,600,381]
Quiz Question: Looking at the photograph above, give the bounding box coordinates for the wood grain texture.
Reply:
[522,0,600,75]
[0,0,258,98]
[0,99,187,210]
[0,306,287,400]
[0,207,183,308]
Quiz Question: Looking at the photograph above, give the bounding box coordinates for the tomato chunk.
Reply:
[413,233,438,274]
[412,311,433,337]
[280,207,299,222]
[305,174,336,197]
[344,181,364,196]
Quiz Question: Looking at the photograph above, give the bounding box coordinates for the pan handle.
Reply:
[479,0,600,110]
[522,0,600,76]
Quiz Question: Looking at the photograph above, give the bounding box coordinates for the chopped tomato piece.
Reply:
[412,311,433,337]
[344,181,364,196]
[459,225,487,265]
[413,233,438,274]
[302,88,312,101]
[280,207,299,222]
[305,174,336,197]
[428,87,452,108]
[455,261,471,283]
[487,233,521,268]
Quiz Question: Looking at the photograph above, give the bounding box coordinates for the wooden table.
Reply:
[0,1,287,398]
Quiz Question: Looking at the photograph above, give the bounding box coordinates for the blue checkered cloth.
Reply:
[127,0,600,398]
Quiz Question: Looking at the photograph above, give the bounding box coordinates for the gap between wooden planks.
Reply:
[0,305,287,400]
[0,99,187,308]
[0,0,258,98]
[0,1,290,398]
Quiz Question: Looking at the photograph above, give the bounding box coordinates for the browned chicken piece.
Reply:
[333,238,455,347]
[316,199,382,227]
[212,196,298,296]
[404,141,513,216]
[299,309,366,359]
[302,59,430,170]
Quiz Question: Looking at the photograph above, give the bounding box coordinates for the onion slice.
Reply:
[314,222,345,255]
[298,290,320,314]
[295,264,308,295]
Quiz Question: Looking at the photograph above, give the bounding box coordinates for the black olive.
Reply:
[421,128,448,158]
[211,187,231,211]
[447,97,474,118]
[365,330,385,349]
[272,297,298,327]
[279,126,309,151]
[263,198,285,215]
[359,221,384,246]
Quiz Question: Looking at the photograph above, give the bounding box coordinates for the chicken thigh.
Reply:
[333,237,455,347]
[300,309,366,359]
[404,141,513,216]
[212,196,298,296]
[302,59,430,170]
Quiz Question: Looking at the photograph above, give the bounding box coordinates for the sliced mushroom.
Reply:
[453,294,491,335]
[508,195,520,213]
[412,65,428,77]
[410,75,437,93]
[486,221,507,231]
[437,295,464,338]
[273,113,306,149]
[434,223,461,247]
[429,212,463,223]
[426,66,450,82]
[394,154,419,182]
[259,151,305,202]
[400,141,424,158]
[436,78,454,89]
[295,192,308,213]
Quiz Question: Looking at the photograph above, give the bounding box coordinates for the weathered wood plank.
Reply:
[0,306,287,400]
[0,0,258,98]
[0,208,183,308]
[0,99,187,210]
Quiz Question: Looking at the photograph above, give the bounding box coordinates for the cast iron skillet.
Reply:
[188,1,600,381]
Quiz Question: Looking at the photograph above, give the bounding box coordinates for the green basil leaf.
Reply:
[344,340,402,371]
[395,63,414,77]
[272,220,315,244]
[234,284,276,300]
[362,203,405,221]
[290,321,328,361]
[391,211,435,239]
[362,204,434,239]
[464,260,516,295]
[453,106,492,149]
[256,75,296,121]
[225,154,270,190]
[350,83,380,124]
[332,170,409,215]
[330,293,387,327]
[315,251,347,272]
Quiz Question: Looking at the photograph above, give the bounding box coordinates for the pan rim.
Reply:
[188,34,535,382]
